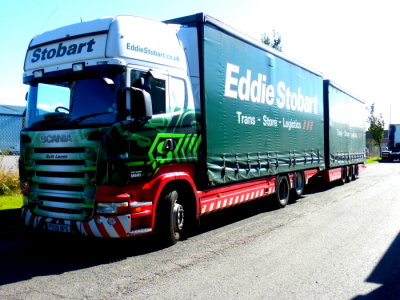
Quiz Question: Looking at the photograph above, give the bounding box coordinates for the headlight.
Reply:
[96,202,129,214]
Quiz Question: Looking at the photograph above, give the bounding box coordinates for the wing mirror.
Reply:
[130,87,152,120]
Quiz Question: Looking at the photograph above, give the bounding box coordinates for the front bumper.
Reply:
[21,207,152,238]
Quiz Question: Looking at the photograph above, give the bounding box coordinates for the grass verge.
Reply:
[0,195,23,210]
[0,170,23,210]
[366,157,381,164]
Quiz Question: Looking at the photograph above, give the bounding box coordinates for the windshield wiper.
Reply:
[69,112,112,125]
[28,112,69,129]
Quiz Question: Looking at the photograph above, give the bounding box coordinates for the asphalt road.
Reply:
[1,162,400,299]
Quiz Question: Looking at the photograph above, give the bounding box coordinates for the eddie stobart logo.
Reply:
[224,63,319,114]
[40,134,72,143]
[31,39,96,63]
[126,43,180,62]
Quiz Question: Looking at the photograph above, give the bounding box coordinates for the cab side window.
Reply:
[131,70,166,115]
[168,76,186,113]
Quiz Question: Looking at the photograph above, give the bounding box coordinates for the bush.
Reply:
[0,171,21,196]
[0,149,11,155]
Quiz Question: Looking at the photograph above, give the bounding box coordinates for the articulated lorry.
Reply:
[20,13,365,245]
[382,124,400,161]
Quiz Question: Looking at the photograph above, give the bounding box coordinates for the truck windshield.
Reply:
[26,71,123,129]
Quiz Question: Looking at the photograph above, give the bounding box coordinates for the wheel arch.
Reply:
[147,172,199,230]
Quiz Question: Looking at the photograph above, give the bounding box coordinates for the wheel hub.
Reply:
[173,203,184,231]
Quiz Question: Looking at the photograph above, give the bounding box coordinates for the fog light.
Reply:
[107,218,117,225]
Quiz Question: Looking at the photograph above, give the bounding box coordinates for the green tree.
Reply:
[368,103,385,156]
[261,30,282,52]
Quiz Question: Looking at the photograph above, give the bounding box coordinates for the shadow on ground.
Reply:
[353,232,400,299]
[0,197,281,286]
[0,179,346,287]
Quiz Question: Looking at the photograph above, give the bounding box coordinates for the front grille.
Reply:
[27,145,98,221]
[36,171,85,178]
[38,205,83,215]
[35,160,85,165]
[35,147,86,153]
[38,184,85,192]
[37,194,83,203]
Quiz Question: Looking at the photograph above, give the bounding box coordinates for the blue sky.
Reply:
[1,0,399,125]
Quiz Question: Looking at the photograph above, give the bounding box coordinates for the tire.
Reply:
[157,189,184,246]
[339,167,347,185]
[275,175,290,208]
[346,166,352,183]
[292,172,305,199]
[351,165,357,181]
[353,165,359,180]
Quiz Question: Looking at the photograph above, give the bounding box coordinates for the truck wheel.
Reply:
[347,166,353,183]
[292,172,305,199]
[275,175,290,208]
[351,165,357,181]
[157,189,184,246]
[353,165,359,180]
[339,167,347,185]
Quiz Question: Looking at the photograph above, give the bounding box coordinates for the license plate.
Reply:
[47,223,71,233]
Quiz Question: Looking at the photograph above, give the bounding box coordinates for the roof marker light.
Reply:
[72,63,84,72]
[33,70,44,78]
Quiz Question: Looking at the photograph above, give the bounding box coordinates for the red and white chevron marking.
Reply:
[21,207,132,238]
[199,180,276,215]
[199,169,321,215]
[80,215,131,238]
[327,168,342,182]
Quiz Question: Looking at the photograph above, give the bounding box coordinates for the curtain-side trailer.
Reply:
[321,80,366,182]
